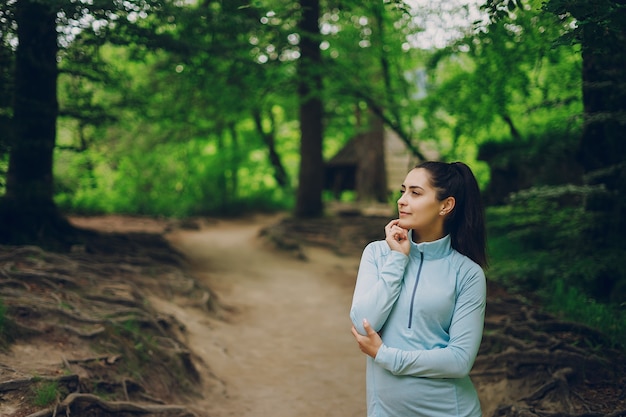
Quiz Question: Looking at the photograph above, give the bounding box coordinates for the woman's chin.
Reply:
[397,219,411,230]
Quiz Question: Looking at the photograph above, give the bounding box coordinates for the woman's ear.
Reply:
[440,197,456,216]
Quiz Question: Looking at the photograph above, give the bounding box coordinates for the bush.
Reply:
[486,180,626,349]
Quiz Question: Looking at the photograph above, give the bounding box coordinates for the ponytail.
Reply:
[416,161,488,268]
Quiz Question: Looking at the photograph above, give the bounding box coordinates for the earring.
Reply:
[440,210,445,215]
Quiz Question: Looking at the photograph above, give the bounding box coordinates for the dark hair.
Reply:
[416,161,488,268]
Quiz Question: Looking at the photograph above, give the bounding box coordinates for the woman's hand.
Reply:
[385,219,410,256]
[351,319,383,359]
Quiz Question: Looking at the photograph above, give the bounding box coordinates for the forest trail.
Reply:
[164,215,368,417]
[162,215,626,417]
[2,214,623,417]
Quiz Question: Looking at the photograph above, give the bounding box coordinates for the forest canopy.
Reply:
[0,0,592,216]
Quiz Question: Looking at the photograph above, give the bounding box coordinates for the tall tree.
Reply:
[321,1,428,159]
[295,0,324,217]
[483,0,626,170]
[0,0,184,246]
[481,0,626,241]
[0,0,75,246]
[550,0,626,171]
[0,2,15,190]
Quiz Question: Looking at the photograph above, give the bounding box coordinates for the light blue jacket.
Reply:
[350,233,486,417]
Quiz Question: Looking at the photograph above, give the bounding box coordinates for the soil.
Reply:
[0,214,625,417]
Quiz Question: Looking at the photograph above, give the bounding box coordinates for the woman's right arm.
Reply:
[350,242,408,335]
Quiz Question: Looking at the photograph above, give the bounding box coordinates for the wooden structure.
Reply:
[324,128,424,200]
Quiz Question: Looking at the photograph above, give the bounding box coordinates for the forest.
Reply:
[0,0,625,415]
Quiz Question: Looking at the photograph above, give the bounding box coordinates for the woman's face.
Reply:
[397,168,446,240]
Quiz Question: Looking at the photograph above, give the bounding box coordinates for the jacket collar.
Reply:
[408,231,452,260]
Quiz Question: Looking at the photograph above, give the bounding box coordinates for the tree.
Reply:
[0,0,75,247]
[294,0,324,217]
[322,1,428,159]
[253,108,291,188]
[482,0,626,232]
[0,0,185,246]
[482,0,626,171]
[481,0,626,301]
[546,0,626,171]
[0,2,15,191]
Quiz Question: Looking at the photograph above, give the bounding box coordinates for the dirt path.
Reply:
[164,215,367,417]
[2,214,624,417]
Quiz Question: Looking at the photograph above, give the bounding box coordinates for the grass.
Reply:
[31,380,60,407]
[545,280,626,349]
[486,208,626,351]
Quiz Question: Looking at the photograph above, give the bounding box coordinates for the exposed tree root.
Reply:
[2,215,625,417]
[0,228,222,416]
[474,347,608,377]
[25,393,196,417]
[474,283,626,416]
[492,405,626,417]
[0,375,80,393]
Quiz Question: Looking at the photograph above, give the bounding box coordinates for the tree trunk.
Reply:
[577,49,626,171]
[576,8,626,254]
[0,0,75,248]
[577,11,626,171]
[253,109,290,188]
[356,112,388,203]
[294,0,324,218]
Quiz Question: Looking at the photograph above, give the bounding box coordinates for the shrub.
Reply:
[486,180,626,349]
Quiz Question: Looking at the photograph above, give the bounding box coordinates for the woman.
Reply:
[350,161,487,417]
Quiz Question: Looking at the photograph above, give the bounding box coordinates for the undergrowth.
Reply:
[486,182,626,350]
[547,280,626,347]
[31,380,60,407]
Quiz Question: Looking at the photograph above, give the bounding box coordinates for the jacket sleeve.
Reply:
[374,267,486,378]
[350,242,409,335]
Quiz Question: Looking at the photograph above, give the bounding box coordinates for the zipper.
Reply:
[408,251,424,329]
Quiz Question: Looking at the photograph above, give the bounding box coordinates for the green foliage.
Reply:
[486,181,626,348]
[31,380,60,407]
[541,0,626,49]
[39,0,593,224]
[488,185,617,292]
[51,0,304,217]
[546,280,626,349]
[54,131,295,217]
[420,0,582,157]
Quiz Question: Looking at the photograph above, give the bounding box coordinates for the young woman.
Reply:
[350,161,487,417]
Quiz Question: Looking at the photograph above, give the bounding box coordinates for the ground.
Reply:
[0,214,624,417]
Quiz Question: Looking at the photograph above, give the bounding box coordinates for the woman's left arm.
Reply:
[355,268,486,379]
